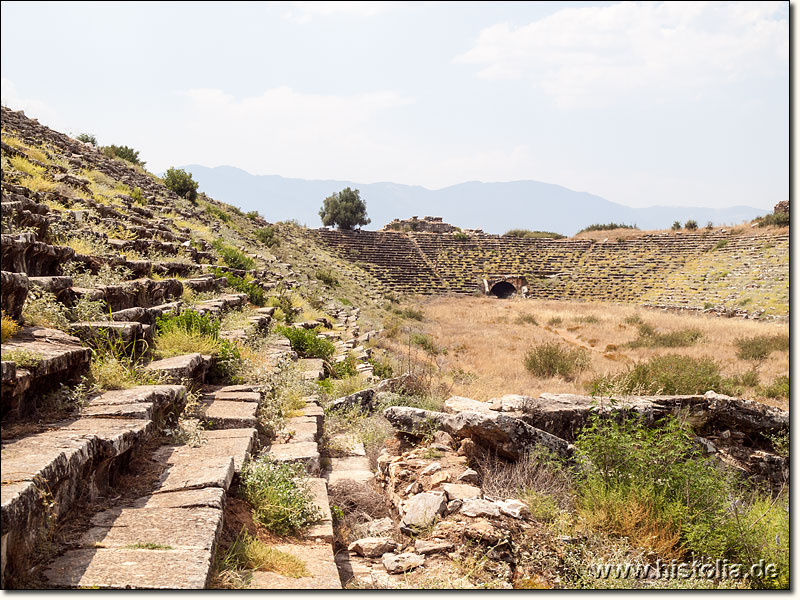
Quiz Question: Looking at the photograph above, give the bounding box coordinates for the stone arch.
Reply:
[489,281,517,298]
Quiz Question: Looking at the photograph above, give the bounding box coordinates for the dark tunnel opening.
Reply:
[489,281,517,299]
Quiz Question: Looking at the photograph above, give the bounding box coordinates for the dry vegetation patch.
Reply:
[376,296,788,408]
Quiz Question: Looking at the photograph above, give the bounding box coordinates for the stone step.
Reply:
[247,543,341,589]
[1,385,186,584]
[267,442,321,476]
[326,456,374,487]
[43,427,257,589]
[144,353,211,385]
[68,320,153,351]
[0,327,92,420]
[199,397,259,430]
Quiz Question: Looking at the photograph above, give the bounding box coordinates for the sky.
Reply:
[0,1,789,210]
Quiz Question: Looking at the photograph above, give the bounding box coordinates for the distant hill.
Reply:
[181,165,768,236]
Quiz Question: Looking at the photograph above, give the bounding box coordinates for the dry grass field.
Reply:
[376,296,789,410]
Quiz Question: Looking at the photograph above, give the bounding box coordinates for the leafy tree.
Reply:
[101,144,145,166]
[685,219,699,231]
[671,221,682,230]
[163,167,199,203]
[319,187,370,230]
[76,133,97,146]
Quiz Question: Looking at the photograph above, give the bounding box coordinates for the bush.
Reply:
[671,221,681,230]
[452,231,469,241]
[524,341,590,380]
[212,239,256,270]
[277,325,335,359]
[212,268,265,306]
[588,354,721,396]
[254,225,279,247]
[1,312,21,342]
[101,144,145,166]
[503,229,565,239]
[155,310,241,381]
[685,219,698,230]
[577,223,638,234]
[368,355,394,379]
[761,375,789,400]
[239,455,322,535]
[733,334,789,361]
[76,133,97,146]
[627,324,704,348]
[753,212,789,228]
[392,306,424,321]
[22,289,70,330]
[163,167,199,203]
[315,269,339,288]
[411,332,442,355]
[319,187,370,230]
[574,415,788,586]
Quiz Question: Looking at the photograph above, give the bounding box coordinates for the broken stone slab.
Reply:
[382,552,425,574]
[80,385,186,420]
[366,517,395,537]
[444,396,495,414]
[200,429,258,473]
[151,442,236,494]
[0,233,75,276]
[286,416,321,443]
[383,406,573,460]
[69,321,152,350]
[247,543,342,589]
[348,537,399,558]
[144,353,211,385]
[497,499,530,519]
[98,278,183,312]
[400,491,447,531]
[0,271,28,321]
[414,539,455,555]
[298,358,325,381]
[212,390,261,402]
[267,442,321,476]
[460,498,500,518]
[128,487,226,511]
[441,483,482,501]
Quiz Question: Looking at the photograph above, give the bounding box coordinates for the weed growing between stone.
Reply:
[0,311,21,342]
[239,455,322,536]
[277,325,335,359]
[211,528,309,588]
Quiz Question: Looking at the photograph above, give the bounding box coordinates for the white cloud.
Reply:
[0,78,62,129]
[282,1,401,23]
[455,1,788,108]
[161,86,414,181]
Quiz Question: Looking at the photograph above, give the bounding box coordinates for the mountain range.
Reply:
[181,165,769,236]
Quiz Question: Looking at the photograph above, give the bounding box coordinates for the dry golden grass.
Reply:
[378,296,788,409]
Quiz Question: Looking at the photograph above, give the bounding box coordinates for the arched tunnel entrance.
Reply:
[489,281,517,298]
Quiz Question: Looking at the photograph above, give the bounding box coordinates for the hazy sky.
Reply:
[1,1,788,210]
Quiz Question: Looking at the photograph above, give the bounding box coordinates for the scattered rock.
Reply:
[460,498,500,518]
[497,499,529,519]
[442,483,482,501]
[456,469,480,484]
[348,537,399,558]
[382,552,425,574]
[420,462,442,476]
[414,539,455,555]
[400,492,447,531]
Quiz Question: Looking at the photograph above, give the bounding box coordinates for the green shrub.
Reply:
[254,225,279,247]
[130,187,146,204]
[515,314,538,325]
[393,306,424,321]
[239,455,322,535]
[753,212,789,228]
[212,239,256,270]
[712,239,729,251]
[76,133,97,146]
[246,210,262,221]
[268,293,295,324]
[315,269,339,288]
[163,167,199,203]
[204,203,231,223]
[627,324,704,348]
[578,223,638,233]
[213,268,265,306]
[1,348,44,369]
[760,375,789,400]
[524,341,590,380]
[368,356,394,379]
[671,221,682,230]
[329,354,358,379]
[503,229,565,239]
[588,354,722,396]
[277,325,335,359]
[22,289,70,330]
[733,335,789,361]
[411,333,442,355]
[685,219,698,230]
[453,231,469,241]
[155,310,241,381]
[101,144,145,166]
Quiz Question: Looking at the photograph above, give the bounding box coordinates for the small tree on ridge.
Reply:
[319,187,370,230]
